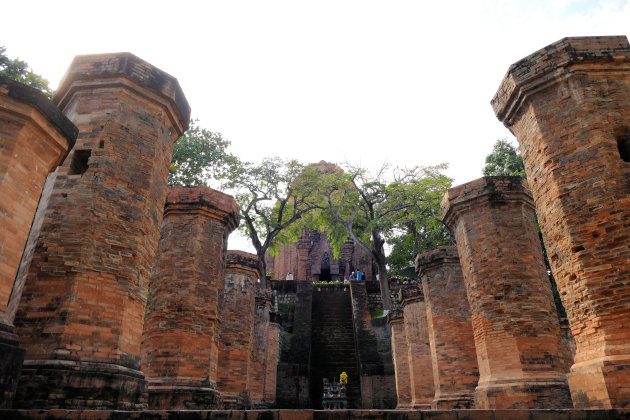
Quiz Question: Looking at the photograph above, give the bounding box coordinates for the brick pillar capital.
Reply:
[399,284,423,307]
[54,52,191,136]
[441,176,534,228]
[166,186,240,233]
[226,250,260,279]
[386,309,404,326]
[255,285,273,309]
[415,246,460,277]
[492,35,630,127]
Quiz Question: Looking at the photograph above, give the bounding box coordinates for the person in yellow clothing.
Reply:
[340,371,348,385]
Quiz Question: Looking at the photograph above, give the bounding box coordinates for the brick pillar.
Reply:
[250,284,272,406]
[142,186,238,409]
[399,285,434,409]
[297,233,310,281]
[387,309,411,409]
[0,77,77,408]
[492,35,630,409]
[217,250,259,408]
[415,246,479,409]
[441,176,571,409]
[11,53,190,409]
[263,312,282,406]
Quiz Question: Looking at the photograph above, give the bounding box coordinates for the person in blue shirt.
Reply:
[357,269,362,281]
[349,272,356,280]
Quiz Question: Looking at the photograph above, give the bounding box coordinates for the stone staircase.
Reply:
[310,290,361,409]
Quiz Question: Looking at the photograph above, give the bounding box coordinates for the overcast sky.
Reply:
[2,0,629,252]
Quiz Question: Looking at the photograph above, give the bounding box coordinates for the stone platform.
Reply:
[2,410,630,419]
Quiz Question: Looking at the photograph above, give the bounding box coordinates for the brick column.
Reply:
[399,285,434,409]
[250,284,272,406]
[217,250,259,408]
[263,312,282,406]
[415,246,479,409]
[441,176,571,409]
[142,186,238,409]
[387,309,411,409]
[297,234,310,281]
[0,77,77,408]
[492,36,630,409]
[11,53,189,409]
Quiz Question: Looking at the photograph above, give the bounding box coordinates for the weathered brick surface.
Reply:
[441,176,571,409]
[0,77,77,407]
[142,186,238,409]
[415,246,479,409]
[12,53,190,409]
[399,285,434,409]
[251,285,273,406]
[492,36,630,409]
[387,309,412,409]
[263,312,281,406]
[217,251,259,408]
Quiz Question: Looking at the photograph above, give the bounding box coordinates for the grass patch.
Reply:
[370,309,385,319]
[277,303,295,314]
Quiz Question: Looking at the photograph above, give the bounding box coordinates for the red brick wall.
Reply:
[399,285,434,409]
[263,314,281,405]
[416,246,478,409]
[387,309,412,408]
[492,36,630,409]
[250,285,272,405]
[441,176,571,409]
[12,53,190,409]
[217,251,259,407]
[142,186,239,409]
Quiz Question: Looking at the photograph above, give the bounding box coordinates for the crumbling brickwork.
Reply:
[0,76,77,408]
[217,251,259,408]
[415,246,479,409]
[399,285,434,409]
[250,285,272,406]
[142,186,239,409]
[492,36,630,409]
[441,176,571,409]
[12,53,190,409]
[264,312,282,406]
[387,309,411,409]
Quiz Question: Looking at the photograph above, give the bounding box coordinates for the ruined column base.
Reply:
[569,356,630,409]
[147,381,223,409]
[431,393,475,409]
[13,360,145,409]
[221,391,251,410]
[0,324,25,408]
[474,378,572,409]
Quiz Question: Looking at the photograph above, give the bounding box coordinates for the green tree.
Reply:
[0,46,53,97]
[223,157,324,285]
[169,119,233,186]
[314,162,452,310]
[482,138,525,177]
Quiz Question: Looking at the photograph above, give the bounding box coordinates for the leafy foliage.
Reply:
[0,46,53,97]
[482,138,526,178]
[169,119,233,186]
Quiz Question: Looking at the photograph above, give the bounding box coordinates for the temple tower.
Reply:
[415,246,479,409]
[441,176,571,408]
[492,35,630,408]
[12,53,190,408]
[142,186,239,409]
[0,76,77,407]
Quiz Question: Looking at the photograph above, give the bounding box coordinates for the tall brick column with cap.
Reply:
[263,312,282,406]
[142,186,239,409]
[492,36,630,408]
[399,285,434,409]
[11,53,190,409]
[415,246,479,409]
[441,176,571,409]
[0,77,77,408]
[250,284,273,406]
[386,309,412,409]
[217,250,259,408]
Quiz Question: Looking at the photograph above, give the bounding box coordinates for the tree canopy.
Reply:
[0,46,53,97]
[482,138,525,178]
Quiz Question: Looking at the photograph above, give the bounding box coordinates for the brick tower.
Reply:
[142,186,239,409]
[0,77,77,407]
[441,176,571,408]
[415,246,479,409]
[387,309,412,409]
[492,36,630,408]
[12,53,190,408]
[217,250,259,408]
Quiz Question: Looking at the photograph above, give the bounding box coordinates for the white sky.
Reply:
[2,0,629,252]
